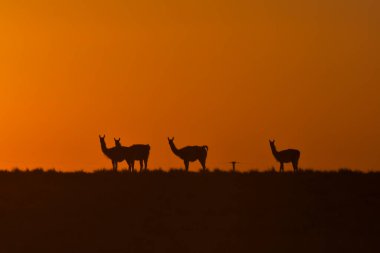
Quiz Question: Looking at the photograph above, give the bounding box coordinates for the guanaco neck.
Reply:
[169,141,180,156]
[100,139,110,155]
[270,143,279,159]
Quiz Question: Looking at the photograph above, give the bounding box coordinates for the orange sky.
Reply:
[0,0,379,171]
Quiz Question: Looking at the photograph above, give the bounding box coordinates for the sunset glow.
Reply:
[0,0,379,171]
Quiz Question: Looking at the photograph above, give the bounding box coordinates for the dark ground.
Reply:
[0,169,379,253]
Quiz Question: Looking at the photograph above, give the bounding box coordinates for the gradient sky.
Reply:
[0,0,379,171]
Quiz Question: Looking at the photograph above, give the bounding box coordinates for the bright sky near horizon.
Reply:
[0,0,379,171]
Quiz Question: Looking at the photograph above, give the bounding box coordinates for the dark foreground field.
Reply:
[0,169,379,253]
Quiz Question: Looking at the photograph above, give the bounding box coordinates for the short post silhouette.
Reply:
[168,137,208,172]
[99,135,124,171]
[269,140,300,173]
[229,161,239,172]
[114,138,150,172]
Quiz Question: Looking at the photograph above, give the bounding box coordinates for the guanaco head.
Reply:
[114,138,121,147]
[269,139,276,149]
[168,137,174,144]
[99,135,107,147]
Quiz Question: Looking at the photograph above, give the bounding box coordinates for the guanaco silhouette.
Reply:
[168,137,208,172]
[99,135,125,171]
[114,138,150,172]
[269,140,300,172]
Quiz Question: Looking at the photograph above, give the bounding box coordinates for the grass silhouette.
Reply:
[0,169,378,253]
